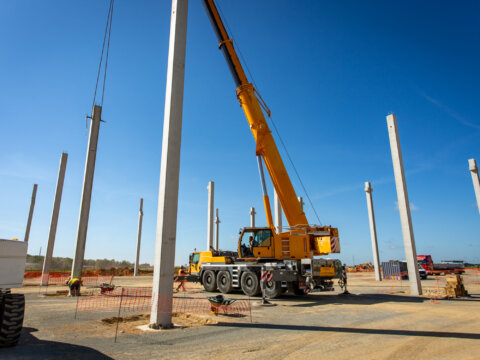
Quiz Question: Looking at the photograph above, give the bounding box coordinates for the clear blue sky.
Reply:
[1,1,479,266]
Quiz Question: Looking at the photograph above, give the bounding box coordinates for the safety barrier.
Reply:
[35,274,115,286]
[76,287,251,316]
[463,269,480,285]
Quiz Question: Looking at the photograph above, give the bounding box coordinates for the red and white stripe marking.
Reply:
[261,270,273,282]
[330,237,339,253]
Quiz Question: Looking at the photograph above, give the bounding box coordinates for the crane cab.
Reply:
[238,227,275,259]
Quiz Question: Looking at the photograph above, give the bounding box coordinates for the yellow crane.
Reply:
[188,0,342,298]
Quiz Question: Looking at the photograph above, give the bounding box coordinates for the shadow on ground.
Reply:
[277,293,427,306]
[216,322,480,340]
[0,327,113,360]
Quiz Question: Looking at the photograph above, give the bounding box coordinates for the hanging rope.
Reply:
[92,0,114,109]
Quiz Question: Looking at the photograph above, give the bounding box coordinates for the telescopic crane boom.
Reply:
[202,0,307,229]
[201,0,339,258]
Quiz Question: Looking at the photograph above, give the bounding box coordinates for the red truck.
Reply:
[417,255,465,275]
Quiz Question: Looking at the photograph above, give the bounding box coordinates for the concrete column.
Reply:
[24,184,38,243]
[364,182,381,281]
[250,207,256,227]
[298,196,304,211]
[215,208,220,250]
[469,159,480,215]
[386,114,422,296]
[207,181,214,251]
[134,198,144,276]
[71,105,102,278]
[274,189,282,233]
[41,153,68,285]
[150,0,188,330]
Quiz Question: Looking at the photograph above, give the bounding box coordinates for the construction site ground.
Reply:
[4,271,480,360]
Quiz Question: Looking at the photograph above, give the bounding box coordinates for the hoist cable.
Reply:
[101,0,114,107]
[267,116,323,226]
[92,0,114,109]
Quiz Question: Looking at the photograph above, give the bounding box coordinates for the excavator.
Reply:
[188,0,342,298]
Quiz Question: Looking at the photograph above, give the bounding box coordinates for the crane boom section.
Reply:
[202,0,308,228]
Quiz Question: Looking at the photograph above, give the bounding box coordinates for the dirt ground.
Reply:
[3,271,480,360]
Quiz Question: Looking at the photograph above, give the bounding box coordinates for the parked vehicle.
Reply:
[417,255,465,275]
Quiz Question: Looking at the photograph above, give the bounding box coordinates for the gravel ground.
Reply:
[3,271,480,360]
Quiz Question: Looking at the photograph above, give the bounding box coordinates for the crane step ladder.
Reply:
[231,267,240,287]
[281,239,290,259]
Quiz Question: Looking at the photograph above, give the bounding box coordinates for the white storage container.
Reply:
[0,239,28,288]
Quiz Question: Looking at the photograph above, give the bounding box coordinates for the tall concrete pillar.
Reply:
[134,198,144,276]
[250,207,256,227]
[215,208,220,250]
[364,182,381,281]
[274,189,282,233]
[386,114,422,296]
[207,181,214,251]
[41,153,68,285]
[24,184,38,243]
[71,105,102,278]
[298,197,304,211]
[469,159,480,215]
[150,0,188,330]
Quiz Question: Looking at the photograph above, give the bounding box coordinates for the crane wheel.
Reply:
[0,293,25,348]
[264,281,283,299]
[240,271,261,297]
[291,283,308,296]
[202,270,217,292]
[216,271,233,294]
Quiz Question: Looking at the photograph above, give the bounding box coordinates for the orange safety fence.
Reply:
[76,287,251,316]
[28,274,115,286]
[463,269,480,285]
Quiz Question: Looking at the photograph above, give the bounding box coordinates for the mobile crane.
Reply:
[188,0,342,298]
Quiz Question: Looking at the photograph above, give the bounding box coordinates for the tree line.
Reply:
[26,254,152,271]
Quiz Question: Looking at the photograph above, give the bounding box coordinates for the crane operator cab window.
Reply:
[240,229,273,258]
[190,253,200,273]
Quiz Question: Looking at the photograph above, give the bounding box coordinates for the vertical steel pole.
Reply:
[207,181,214,250]
[24,184,38,243]
[364,182,382,281]
[150,0,188,329]
[134,198,144,276]
[71,105,102,278]
[469,159,480,215]
[41,153,68,285]
[386,114,422,296]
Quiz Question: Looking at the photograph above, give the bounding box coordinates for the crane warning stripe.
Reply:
[330,237,339,253]
[261,271,273,282]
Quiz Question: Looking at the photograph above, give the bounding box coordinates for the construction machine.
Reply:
[188,0,342,298]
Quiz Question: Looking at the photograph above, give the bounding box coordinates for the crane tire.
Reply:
[217,271,233,294]
[264,281,283,299]
[240,271,261,296]
[291,282,308,296]
[0,293,25,348]
[202,270,217,292]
